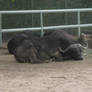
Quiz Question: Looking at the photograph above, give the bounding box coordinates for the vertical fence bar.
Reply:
[0,13,2,48]
[40,12,44,37]
[31,0,34,27]
[77,11,81,37]
[65,0,68,25]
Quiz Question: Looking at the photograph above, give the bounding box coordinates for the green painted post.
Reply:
[65,0,68,25]
[0,14,2,48]
[77,11,81,38]
[40,12,44,37]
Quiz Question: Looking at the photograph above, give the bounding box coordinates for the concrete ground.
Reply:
[0,48,92,92]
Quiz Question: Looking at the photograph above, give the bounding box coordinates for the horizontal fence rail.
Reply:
[1,8,92,14]
[0,8,92,47]
[2,23,92,32]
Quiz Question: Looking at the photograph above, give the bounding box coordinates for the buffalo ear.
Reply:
[77,33,88,48]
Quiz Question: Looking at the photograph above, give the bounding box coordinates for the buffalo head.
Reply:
[59,33,88,60]
[44,30,88,60]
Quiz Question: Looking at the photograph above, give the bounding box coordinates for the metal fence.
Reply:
[0,8,92,47]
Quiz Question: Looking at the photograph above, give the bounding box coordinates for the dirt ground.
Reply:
[0,48,92,92]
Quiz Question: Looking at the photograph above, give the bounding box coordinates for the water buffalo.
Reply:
[7,30,88,63]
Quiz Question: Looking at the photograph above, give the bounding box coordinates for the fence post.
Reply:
[77,11,81,37]
[40,12,44,37]
[0,13,2,48]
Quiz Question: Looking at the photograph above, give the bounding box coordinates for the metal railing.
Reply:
[0,8,92,47]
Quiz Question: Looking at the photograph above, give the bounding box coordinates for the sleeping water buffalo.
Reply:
[7,30,88,63]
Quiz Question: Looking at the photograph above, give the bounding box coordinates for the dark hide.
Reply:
[44,30,85,60]
[14,36,63,63]
[14,40,43,63]
[7,31,40,54]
